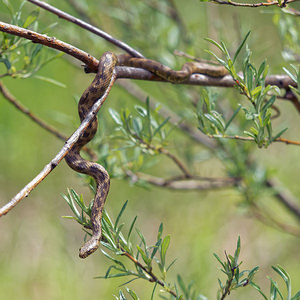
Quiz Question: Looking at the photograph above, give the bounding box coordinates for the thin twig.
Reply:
[131,133,192,178]
[0,81,97,159]
[250,202,300,237]
[121,250,177,298]
[207,134,300,146]
[266,178,300,221]
[126,171,239,190]
[210,0,296,7]
[0,71,116,217]
[27,0,144,58]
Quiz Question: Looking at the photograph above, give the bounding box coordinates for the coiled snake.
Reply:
[65,51,227,258]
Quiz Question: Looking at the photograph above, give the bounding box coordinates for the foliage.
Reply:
[0,0,64,84]
[63,192,300,300]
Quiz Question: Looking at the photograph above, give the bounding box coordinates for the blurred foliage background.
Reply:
[0,0,300,299]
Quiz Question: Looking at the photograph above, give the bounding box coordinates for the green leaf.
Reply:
[153,117,169,138]
[262,95,276,113]
[291,290,300,300]
[269,277,284,300]
[204,113,225,132]
[114,200,128,230]
[257,60,266,80]
[0,57,11,70]
[250,282,268,300]
[34,75,66,88]
[30,43,43,62]
[23,9,39,28]
[157,223,163,241]
[205,50,227,68]
[220,40,230,59]
[136,228,147,248]
[272,127,288,142]
[177,275,188,297]
[272,265,291,300]
[136,245,151,266]
[205,38,224,53]
[126,288,140,300]
[233,31,251,64]
[160,235,170,265]
[151,282,158,300]
[213,253,226,269]
[109,108,123,125]
[127,216,137,240]
[118,290,126,300]
[251,86,262,98]
[224,104,241,132]
[283,67,297,83]
[234,236,241,266]
[150,239,161,259]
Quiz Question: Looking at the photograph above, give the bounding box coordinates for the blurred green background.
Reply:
[0,0,300,299]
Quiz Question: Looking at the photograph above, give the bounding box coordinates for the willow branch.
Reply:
[27,0,144,58]
[210,0,296,7]
[0,81,96,159]
[0,21,296,90]
[250,202,300,237]
[121,250,177,297]
[126,171,238,190]
[207,134,300,146]
[266,178,300,221]
[0,72,116,217]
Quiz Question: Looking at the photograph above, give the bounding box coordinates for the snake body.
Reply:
[65,51,227,258]
[65,52,117,259]
[117,54,228,82]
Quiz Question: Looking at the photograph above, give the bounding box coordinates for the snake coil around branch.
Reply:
[65,51,227,258]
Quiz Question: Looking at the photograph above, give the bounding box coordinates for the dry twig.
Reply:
[126,171,239,190]
[0,70,116,217]
[210,0,296,7]
[27,0,144,58]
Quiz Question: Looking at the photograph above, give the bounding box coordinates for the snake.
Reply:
[65,51,117,259]
[65,51,227,259]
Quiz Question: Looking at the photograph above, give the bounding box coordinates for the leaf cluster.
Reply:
[200,32,287,148]
[99,98,172,181]
[0,0,63,83]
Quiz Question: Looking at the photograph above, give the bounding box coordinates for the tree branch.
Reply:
[207,134,300,146]
[0,21,296,90]
[27,0,144,58]
[126,171,239,190]
[266,178,300,221]
[0,70,116,217]
[210,0,296,7]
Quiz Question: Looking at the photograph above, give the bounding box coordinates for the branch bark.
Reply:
[0,21,296,90]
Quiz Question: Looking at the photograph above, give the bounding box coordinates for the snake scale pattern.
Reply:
[65,51,227,258]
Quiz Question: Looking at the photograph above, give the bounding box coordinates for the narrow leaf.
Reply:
[233,31,251,64]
